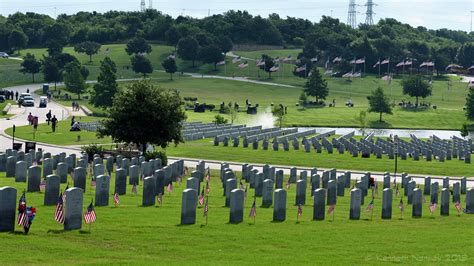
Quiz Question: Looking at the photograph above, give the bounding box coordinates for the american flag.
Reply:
[205,181,210,195]
[295,65,306,73]
[269,65,279,72]
[327,204,335,215]
[239,180,245,190]
[132,183,137,195]
[203,197,209,217]
[398,198,404,212]
[216,60,226,66]
[176,176,182,185]
[381,59,390,65]
[332,57,342,63]
[54,192,65,224]
[297,204,303,217]
[429,201,437,214]
[198,187,205,206]
[286,179,291,190]
[365,198,374,212]
[91,179,96,188]
[232,56,241,63]
[238,61,248,69]
[157,193,163,205]
[374,182,378,196]
[167,183,173,193]
[256,59,265,66]
[355,58,365,64]
[40,180,46,191]
[84,202,96,224]
[373,60,380,68]
[205,168,211,181]
[393,177,396,188]
[17,192,29,227]
[454,201,462,214]
[395,185,400,197]
[113,193,120,206]
[249,199,257,218]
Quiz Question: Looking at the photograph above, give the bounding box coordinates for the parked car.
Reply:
[0,52,9,58]
[22,96,35,107]
[39,96,47,108]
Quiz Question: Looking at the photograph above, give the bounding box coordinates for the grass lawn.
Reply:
[165,139,473,177]
[0,168,472,264]
[4,116,111,146]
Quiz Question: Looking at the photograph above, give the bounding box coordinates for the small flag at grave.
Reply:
[395,185,400,197]
[205,167,211,181]
[239,180,244,190]
[393,177,396,188]
[167,183,173,193]
[297,204,303,217]
[203,197,209,217]
[157,193,163,205]
[454,201,462,214]
[429,201,437,214]
[365,198,374,212]
[198,187,205,206]
[91,179,96,188]
[54,192,65,224]
[177,176,182,185]
[205,181,210,195]
[63,183,69,202]
[286,179,291,190]
[17,192,29,227]
[249,199,257,218]
[40,180,46,191]
[84,202,97,224]
[113,193,120,206]
[327,204,335,215]
[374,182,378,196]
[398,198,404,212]
[132,183,137,195]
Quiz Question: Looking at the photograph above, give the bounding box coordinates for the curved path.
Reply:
[0,81,472,187]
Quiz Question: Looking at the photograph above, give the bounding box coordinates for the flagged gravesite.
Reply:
[0,0,473,264]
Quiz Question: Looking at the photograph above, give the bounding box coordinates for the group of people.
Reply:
[27,110,58,132]
[71,101,80,111]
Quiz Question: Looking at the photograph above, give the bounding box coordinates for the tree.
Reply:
[228,102,238,124]
[460,123,469,139]
[367,87,393,122]
[125,37,152,55]
[401,75,432,106]
[303,67,328,103]
[356,111,368,136]
[90,57,118,108]
[42,56,62,90]
[466,87,474,121]
[131,54,153,77]
[198,45,224,70]
[20,53,41,82]
[213,114,228,125]
[161,57,177,80]
[216,35,233,55]
[98,80,186,152]
[8,29,28,54]
[164,26,181,51]
[259,54,276,78]
[64,61,87,99]
[272,105,286,128]
[177,36,199,67]
[74,41,101,62]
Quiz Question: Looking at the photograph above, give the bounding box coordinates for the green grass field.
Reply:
[165,139,473,177]
[0,167,473,264]
[4,116,111,146]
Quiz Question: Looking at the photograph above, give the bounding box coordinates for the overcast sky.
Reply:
[0,0,472,32]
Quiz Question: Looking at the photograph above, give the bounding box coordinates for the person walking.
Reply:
[51,115,58,133]
[27,112,33,125]
[46,110,52,125]
[15,91,18,100]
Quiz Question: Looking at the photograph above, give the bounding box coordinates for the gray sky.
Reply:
[0,0,473,32]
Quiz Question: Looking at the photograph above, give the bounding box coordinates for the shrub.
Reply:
[81,144,104,161]
[144,150,168,166]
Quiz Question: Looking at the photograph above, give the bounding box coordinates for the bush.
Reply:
[213,114,228,124]
[144,150,168,166]
[81,144,105,161]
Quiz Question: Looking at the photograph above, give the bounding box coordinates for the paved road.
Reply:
[1,82,472,188]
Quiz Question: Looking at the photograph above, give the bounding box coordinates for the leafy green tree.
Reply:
[125,37,152,55]
[456,42,474,69]
[74,41,101,62]
[98,80,187,152]
[460,123,469,138]
[401,75,432,106]
[90,57,118,108]
[42,55,62,90]
[367,87,393,122]
[213,114,228,125]
[259,54,276,78]
[161,57,177,80]
[177,36,199,67]
[198,45,224,70]
[466,88,474,121]
[20,53,41,82]
[216,36,233,55]
[131,54,153,77]
[303,67,328,103]
[165,26,181,51]
[64,61,87,99]
[47,40,64,56]
[8,29,28,54]
[272,105,286,128]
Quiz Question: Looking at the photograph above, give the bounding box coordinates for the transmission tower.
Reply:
[140,0,146,12]
[365,0,376,25]
[149,0,153,10]
[347,0,357,29]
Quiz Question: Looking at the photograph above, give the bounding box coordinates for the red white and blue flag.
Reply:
[249,199,257,218]
[55,192,65,224]
[113,193,120,206]
[17,192,29,227]
[84,202,96,224]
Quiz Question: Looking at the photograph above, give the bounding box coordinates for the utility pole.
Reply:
[347,0,357,29]
[365,0,376,25]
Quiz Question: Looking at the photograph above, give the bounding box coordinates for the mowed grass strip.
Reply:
[0,169,473,264]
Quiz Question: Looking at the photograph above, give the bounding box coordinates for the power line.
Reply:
[365,0,376,25]
[347,0,357,29]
